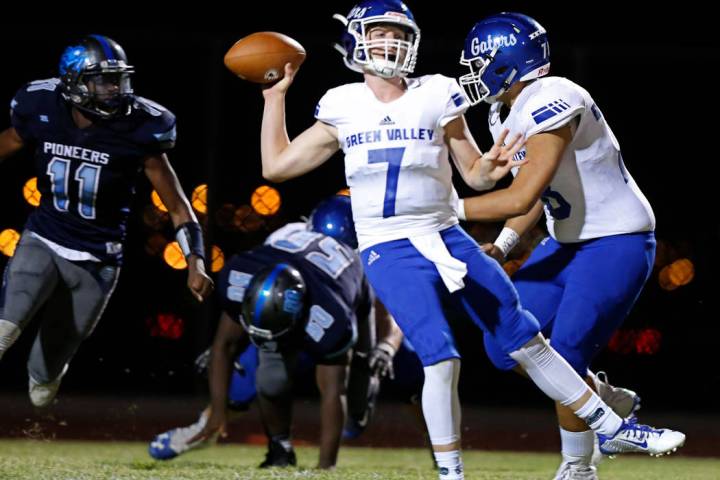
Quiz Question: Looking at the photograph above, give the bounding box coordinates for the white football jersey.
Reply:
[315,75,469,251]
[488,76,655,243]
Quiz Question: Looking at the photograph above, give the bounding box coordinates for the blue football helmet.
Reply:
[59,34,135,118]
[333,0,420,78]
[459,13,550,105]
[308,194,358,249]
[240,263,307,345]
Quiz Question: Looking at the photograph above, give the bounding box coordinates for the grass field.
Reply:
[0,440,718,479]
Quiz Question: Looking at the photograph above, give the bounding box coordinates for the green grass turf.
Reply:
[0,440,718,479]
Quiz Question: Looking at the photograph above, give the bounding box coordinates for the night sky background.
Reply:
[0,3,717,413]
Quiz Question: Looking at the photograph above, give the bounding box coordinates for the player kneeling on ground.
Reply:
[149,195,402,469]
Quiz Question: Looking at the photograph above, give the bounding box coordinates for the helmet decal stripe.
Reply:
[89,34,116,61]
[252,263,289,326]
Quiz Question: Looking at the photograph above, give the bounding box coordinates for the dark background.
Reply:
[0,4,717,412]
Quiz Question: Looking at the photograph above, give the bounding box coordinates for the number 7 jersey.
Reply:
[488,76,655,242]
[315,75,469,251]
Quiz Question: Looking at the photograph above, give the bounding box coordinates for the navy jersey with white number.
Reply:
[10,78,177,264]
[217,223,373,361]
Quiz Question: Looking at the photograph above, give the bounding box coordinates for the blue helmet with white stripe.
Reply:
[308,194,358,249]
[240,263,307,345]
[59,34,135,118]
[459,13,550,105]
[332,0,420,78]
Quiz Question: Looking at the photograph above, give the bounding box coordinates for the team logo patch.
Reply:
[531,99,571,124]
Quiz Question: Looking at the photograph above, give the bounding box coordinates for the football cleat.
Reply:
[148,410,214,460]
[597,420,685,456]
[554,461,598,480]
[259,438,297,468]
[593,371,641,419]
[29,363,68,408]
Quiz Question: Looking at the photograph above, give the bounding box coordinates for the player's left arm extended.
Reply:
[461,124,572,221]
[0,127,24,163]
[444,115,526,191]
[144,153,213,301]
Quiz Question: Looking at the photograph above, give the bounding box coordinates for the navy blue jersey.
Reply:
[10,78,177,264]
[218,224,373,362]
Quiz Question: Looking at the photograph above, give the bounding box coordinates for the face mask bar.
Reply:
[458,45,498,105]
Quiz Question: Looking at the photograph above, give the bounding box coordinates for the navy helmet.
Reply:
[332,0,420,78]
[240,263,307,345]
[59,34,135,118]
[308,194,358,249]
[459,13,550,105]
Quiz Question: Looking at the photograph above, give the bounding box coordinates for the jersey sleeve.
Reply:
[9,79,61,142]
[132,97,177,154]
[437,76,470,128]
[314,87,346,127]
[521,81,586,137]
[217,255,254,322]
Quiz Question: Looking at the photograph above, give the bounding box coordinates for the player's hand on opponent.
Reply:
[262,62,300,98]
[188,408,227,444]
[481,243,505,263]
[368,341,396,379]
[480,128,527,182]
[187,255,214,302]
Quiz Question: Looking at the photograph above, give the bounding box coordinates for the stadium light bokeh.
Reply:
[192,184,208,214]
[0,228,20,257]
[251,185,281,216]
[22,177,40,207]
[151,190,168,213]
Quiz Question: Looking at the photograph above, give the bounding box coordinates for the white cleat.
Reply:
[592,371,641,419]
[28,364,68,408]
[554,461,598,480]
[597,420,685,457]
[148,410,215,460]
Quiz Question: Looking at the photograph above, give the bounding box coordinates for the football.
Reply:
[224,32,306,84]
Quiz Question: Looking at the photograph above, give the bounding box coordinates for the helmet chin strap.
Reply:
[483,68,517,104]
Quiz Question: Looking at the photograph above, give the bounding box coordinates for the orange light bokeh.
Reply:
[659,258,695,291]
[151,190,168,213]
[211,245,225,273]
[0,228,21,257]
[251,185,281,216]
[23,177,41,207]
[336,187,351,197]
[192,184,208,214]
[163,241,187,270]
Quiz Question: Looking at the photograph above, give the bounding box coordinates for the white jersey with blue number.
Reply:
[315,75,469,251]
[488,76,655,243]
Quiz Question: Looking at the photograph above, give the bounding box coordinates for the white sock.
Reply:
[509,335,622,436]
[560,428,594,465]
[434,450,464,479]
[422,359,462,446]
[574,392,623,436]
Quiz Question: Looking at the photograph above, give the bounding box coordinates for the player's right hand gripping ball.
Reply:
[224,32,306,84]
